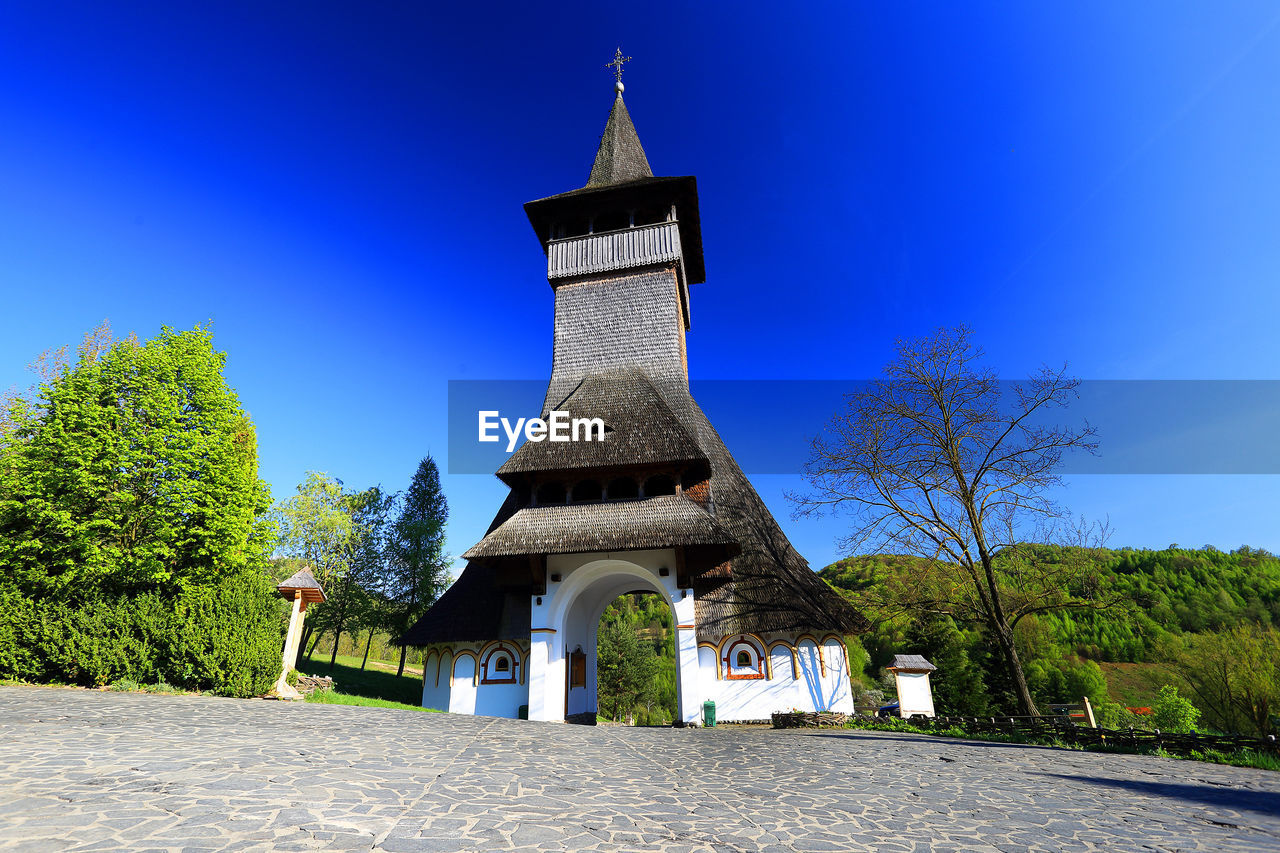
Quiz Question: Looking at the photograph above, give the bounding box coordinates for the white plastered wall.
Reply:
[527,549,702,724]
[696,633,856,721]
[418,643,530,718]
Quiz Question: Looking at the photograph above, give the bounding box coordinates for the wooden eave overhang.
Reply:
[523,176,705,285]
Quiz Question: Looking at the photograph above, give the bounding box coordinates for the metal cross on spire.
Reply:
[606,47,631,93]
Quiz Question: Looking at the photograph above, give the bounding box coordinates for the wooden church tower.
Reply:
[402,56,866,723]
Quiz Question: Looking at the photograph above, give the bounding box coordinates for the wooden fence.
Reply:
[772,710,1280,757]
[922,714,1280,757]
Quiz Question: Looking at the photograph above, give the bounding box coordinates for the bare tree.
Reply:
[791,326,1112,716]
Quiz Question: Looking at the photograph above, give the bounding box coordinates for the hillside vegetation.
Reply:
[821,544,1280,734]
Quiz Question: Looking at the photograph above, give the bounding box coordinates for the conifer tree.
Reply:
[388,456,449,676]
[596,614,659,723]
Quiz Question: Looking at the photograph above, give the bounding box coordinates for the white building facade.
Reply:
[418,549,855,723]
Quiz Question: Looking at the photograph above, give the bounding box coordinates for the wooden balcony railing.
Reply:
[547,220,682,281]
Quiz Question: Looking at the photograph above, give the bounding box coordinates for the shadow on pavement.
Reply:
[1039,773,1280,816]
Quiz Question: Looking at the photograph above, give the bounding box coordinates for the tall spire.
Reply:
[585,49,653,188]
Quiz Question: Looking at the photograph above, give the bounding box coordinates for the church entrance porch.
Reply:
[526,550,702,725]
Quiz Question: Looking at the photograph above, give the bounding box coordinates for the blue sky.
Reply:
[2,2,1279,570]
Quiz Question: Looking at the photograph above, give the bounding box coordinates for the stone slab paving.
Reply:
[1,687,1278,852]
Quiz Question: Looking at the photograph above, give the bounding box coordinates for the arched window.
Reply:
[606,477,638,500]
[481,646,518,684]
[535,482,566,506]
[644,474,676,497]
[571,480,602,502]
[723,637,765,680]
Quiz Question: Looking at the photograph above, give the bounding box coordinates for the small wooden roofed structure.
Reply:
[888,654,937,674]
[277,567,326,604]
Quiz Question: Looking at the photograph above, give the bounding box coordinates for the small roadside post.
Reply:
[273,567,327,700]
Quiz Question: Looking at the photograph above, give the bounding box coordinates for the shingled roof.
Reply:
[401,561,531,645]
[586,94,653,188]
[498,369,707,480]
[276,567,325,604]
[890,654,937,673]
[651,377,870,639]
[464,494,737,560]
[403,372,869,645]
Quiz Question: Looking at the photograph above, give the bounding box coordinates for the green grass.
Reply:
[1189,748,1280,772]
[295,657,424,706]
[837,717,1280,771]
[304,690,440,713]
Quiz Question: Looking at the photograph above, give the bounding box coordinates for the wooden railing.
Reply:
[771,710,1280,758]
[547,221,682,280]
[919,714,1280,756]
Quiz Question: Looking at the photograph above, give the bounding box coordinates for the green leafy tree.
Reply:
[273,472,354,662]
[904,616,990,716]
[0,323,280,696]
[388,456,449,676]
[320,486,397,671]
[0,323,273,594]
[1178,626,1280,736]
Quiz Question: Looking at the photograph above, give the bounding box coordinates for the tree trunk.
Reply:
[397,643,408,678]
[993,621,1038,716]
[360,630,374,670]
[305,630,322,661]
[329,629,342,671]
[294,625,313,669]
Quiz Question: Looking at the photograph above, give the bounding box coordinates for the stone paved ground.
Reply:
[1,687,1278,852]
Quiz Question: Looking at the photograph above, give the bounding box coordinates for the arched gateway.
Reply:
[401,70,868,724]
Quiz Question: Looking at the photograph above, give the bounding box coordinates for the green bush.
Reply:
[169,571,284,697]
[0,573,284,697]
[145,681,183,694]
[1151,684,1201,733]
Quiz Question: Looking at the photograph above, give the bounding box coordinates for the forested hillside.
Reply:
[821,545,1280,734]
[590,546,1280,734]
